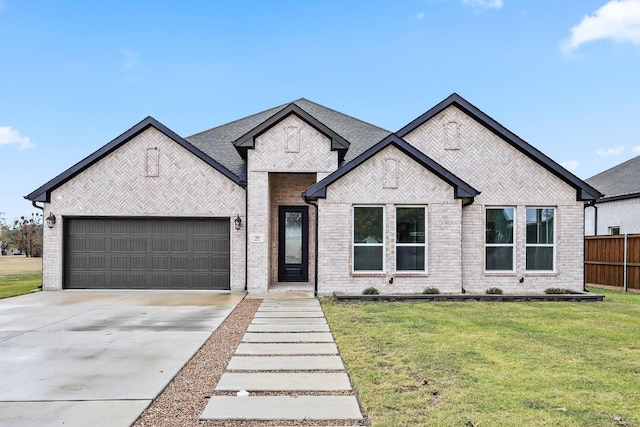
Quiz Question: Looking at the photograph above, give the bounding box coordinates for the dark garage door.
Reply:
[64,218,230,290]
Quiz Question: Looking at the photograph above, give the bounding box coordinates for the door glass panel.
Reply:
[285,211,302,264]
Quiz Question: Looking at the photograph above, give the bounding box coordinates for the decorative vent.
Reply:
[444,121,461,150]
[145,147,159,177]
[286,126,300,153]
[383,158,399,189]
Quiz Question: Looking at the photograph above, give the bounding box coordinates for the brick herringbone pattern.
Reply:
[403,105,576,204]
[45,127,247,290]
[51,127,245,216]
[251,115,337,173]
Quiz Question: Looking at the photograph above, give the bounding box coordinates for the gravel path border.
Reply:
[133,297,367,426]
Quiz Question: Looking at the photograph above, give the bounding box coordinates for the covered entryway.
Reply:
[64,217,230,290]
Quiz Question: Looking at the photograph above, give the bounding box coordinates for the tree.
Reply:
[5,213,43,257]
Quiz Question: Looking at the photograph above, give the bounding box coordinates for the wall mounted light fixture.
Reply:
[46,212,56,229]
[234,214,242,230]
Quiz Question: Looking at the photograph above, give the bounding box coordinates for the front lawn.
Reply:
[0,256,42,299]
[321,289,640,426]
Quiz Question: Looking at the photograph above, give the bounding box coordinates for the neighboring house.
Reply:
[26,94,601,295]
[584,155,640,236]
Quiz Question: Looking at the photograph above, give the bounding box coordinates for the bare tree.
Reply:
[6,213,43,257]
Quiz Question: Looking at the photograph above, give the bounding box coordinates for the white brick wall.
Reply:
[316,145,463,295]
[404,106,586,293]
[43,127,246,291]
[585,197,640,236]
[246,114,339,293]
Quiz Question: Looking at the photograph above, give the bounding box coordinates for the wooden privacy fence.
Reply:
[585,234,640,292]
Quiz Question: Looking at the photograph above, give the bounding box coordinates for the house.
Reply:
[25,94,601,295]
[584,155,640,236]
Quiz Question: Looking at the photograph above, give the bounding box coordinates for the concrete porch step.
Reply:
[201,395,363,421]
[254,311,324,318]
[250,317,327,324]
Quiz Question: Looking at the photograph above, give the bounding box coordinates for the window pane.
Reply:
[526,208,554,244]
[526,247,553,270]
[285,212,302,264]
[486,246,513,271]
[354,246,383,271]
[486,208,514,244]
[354,207,383,243]
[396,207,425,244]
[397,246,425,271]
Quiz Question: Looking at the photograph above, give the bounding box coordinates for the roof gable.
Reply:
[233,103,350,161]
[397,93,602,202]
[303,133,480,201]
[25,116,242,203]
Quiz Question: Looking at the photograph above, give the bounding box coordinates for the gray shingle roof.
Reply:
[185,98,391,181]
[586,155,640,200]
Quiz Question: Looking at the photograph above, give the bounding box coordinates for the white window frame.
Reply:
[525,207,556,272]
[395,205,427,273]
[485,207,516,273]
[352,205,385,273]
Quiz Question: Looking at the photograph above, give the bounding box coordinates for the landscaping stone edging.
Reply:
[333,291,605,302]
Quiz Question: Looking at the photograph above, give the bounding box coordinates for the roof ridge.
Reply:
[293,98,392,133]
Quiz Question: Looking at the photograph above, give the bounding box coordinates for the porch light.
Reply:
[46,212,56,229]
[234,214,242,230]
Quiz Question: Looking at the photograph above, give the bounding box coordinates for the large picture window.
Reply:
[396,207,426,271]
[526,208,555,271]
[485,208,514,271]
[353,206,384,272]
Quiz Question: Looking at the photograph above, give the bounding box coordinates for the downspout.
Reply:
[243,182,248,292]
[32,202,44,290]
[302,193,319,297]
[460,196,475,294]
[583,200,597,291]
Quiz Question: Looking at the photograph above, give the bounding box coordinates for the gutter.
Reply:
[302,193,319,297]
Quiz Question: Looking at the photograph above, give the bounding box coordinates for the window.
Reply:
[526,208,555,271]
[609,226,620,235]
[353,206,384,271]
[485,208,514,271]
[396,207,426,271]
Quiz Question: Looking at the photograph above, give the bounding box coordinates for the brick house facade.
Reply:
[26,94,601,295]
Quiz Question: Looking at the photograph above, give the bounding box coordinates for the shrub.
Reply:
[485,287,503,295]
[362,287,380,295]
[544,288,570,294]
[422,287,440,294]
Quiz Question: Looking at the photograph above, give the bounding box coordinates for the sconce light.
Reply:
[46,212,56,229]
[234,214,242,230]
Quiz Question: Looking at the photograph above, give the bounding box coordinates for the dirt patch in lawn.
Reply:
[0,256,42,276]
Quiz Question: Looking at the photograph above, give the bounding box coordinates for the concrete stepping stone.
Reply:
[258,306,323,312]
[250,318,327,325]
[216,372,352,391]
[236,343,338,355]
[254,311,324,318]
[242,332,334,343]
[227,355,344,371]
[247,323,330,332]
[201,395,363,420]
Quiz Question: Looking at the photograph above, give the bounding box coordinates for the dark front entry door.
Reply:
[278,206,309,282]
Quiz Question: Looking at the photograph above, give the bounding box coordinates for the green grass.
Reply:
[321,289,640,427]
[0,273,42,299]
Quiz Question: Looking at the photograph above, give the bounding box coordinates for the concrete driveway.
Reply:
[0,290,245,427]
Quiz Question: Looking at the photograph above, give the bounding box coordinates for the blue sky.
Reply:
[1,0,640,222]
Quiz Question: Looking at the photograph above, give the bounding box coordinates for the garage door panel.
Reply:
[65,218,230,290]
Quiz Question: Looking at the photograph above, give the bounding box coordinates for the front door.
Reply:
[278,206,309,282]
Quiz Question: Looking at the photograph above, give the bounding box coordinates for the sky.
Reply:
[1,0,640,223]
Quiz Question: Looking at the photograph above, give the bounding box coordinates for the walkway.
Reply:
[200,297,363,423]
